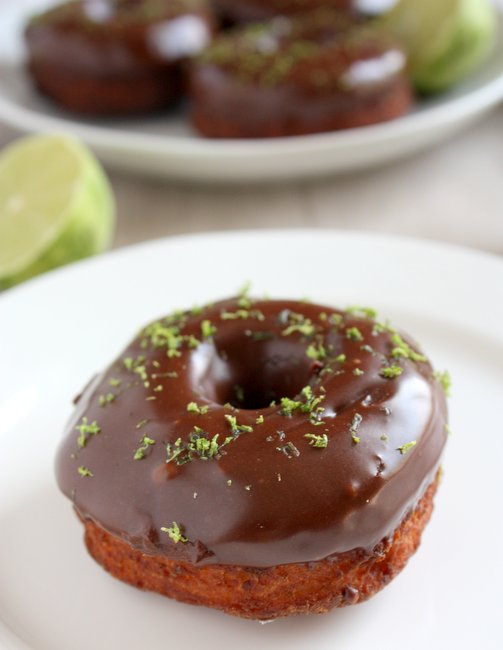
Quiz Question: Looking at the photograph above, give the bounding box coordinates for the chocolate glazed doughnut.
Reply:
[56,297,449,619]
[24,0,216,116]
[189,10,413,138]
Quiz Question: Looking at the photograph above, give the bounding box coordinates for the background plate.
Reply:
[0,230,502,650]
[0,1,503,182]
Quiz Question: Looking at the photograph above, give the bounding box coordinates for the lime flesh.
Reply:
[0,134,115,290]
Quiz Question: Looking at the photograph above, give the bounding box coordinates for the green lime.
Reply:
[380,0,498,93]
[0,134,115,290]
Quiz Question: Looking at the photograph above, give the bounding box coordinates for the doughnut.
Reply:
[24,0,216,116]
[212,0,354,24]
[189,10,413,138]
[56,296,449,619]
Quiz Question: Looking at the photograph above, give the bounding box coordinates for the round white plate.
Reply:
[1,1,503,182]
[0,230,502,650]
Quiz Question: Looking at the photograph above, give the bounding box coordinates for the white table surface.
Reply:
[1,105,502,256]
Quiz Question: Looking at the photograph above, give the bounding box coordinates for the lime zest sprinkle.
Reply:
[304,433,328,448]
[434,370,452,396]
[380,365,404,379]
[221,309,248,320]
[335,353,346,363]
[398,441,417,455]
[346,327,364,342]
[123,355,146,371]
[166,428,234,465]
[187,401,209,415]
[279,385,325,422]
[390,333,427,363]
[345,306,378,319]
[78,466,93,478]
[225,414,253,434]
[279,396,302,416]
[201,319,217,338]
[372,321,389,335]
[98,392,116,407]
[75,417,101,448]
[221,308,265,321]
[165,437,184,464]
[280,310,316,337]
[306,342,327,361]
[161,522,187,544]
[283,322,315,337]
[328,313,343,326]
[134,435,156,460]
[141,321,199,359]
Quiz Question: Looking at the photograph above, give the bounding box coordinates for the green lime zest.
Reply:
[161,522,187,544]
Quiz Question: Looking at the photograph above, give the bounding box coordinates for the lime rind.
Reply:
[380,0,498,94]
[413,1,498,93]
[0,135,115,290]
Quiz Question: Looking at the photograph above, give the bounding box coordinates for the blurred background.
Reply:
[0,0,502,291]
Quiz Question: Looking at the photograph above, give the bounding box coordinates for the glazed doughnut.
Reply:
[24,0,216,116]
[189,10,413,138]
[212,0,354,24]
[56,296,448,619]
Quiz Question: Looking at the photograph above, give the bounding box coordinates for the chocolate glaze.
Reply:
[56,298,448,567]
[189,11,412,138]
[213,0,355,24]
[25,0,215,74]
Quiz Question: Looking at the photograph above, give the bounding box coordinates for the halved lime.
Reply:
[380,0,498,93]
[0,134,115,290]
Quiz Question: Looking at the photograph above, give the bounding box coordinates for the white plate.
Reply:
[0,230,502,650]
[1,1,503,182]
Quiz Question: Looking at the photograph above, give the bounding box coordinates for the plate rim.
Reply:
[1,228,503,650]
[0,9,503,162]
[1,228,502,312]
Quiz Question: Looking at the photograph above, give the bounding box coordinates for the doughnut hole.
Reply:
[190,333,316,409]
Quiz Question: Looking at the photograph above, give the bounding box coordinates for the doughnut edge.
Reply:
[81,473,440,620]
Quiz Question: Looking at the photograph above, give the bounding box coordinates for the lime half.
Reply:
[380,0,498,93]
[0,134,115,290]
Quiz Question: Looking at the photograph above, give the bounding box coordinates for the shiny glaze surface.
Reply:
[56,298,448,567]
[25,0,214,73]
[194,11,406,92]
[189,10,411,137]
